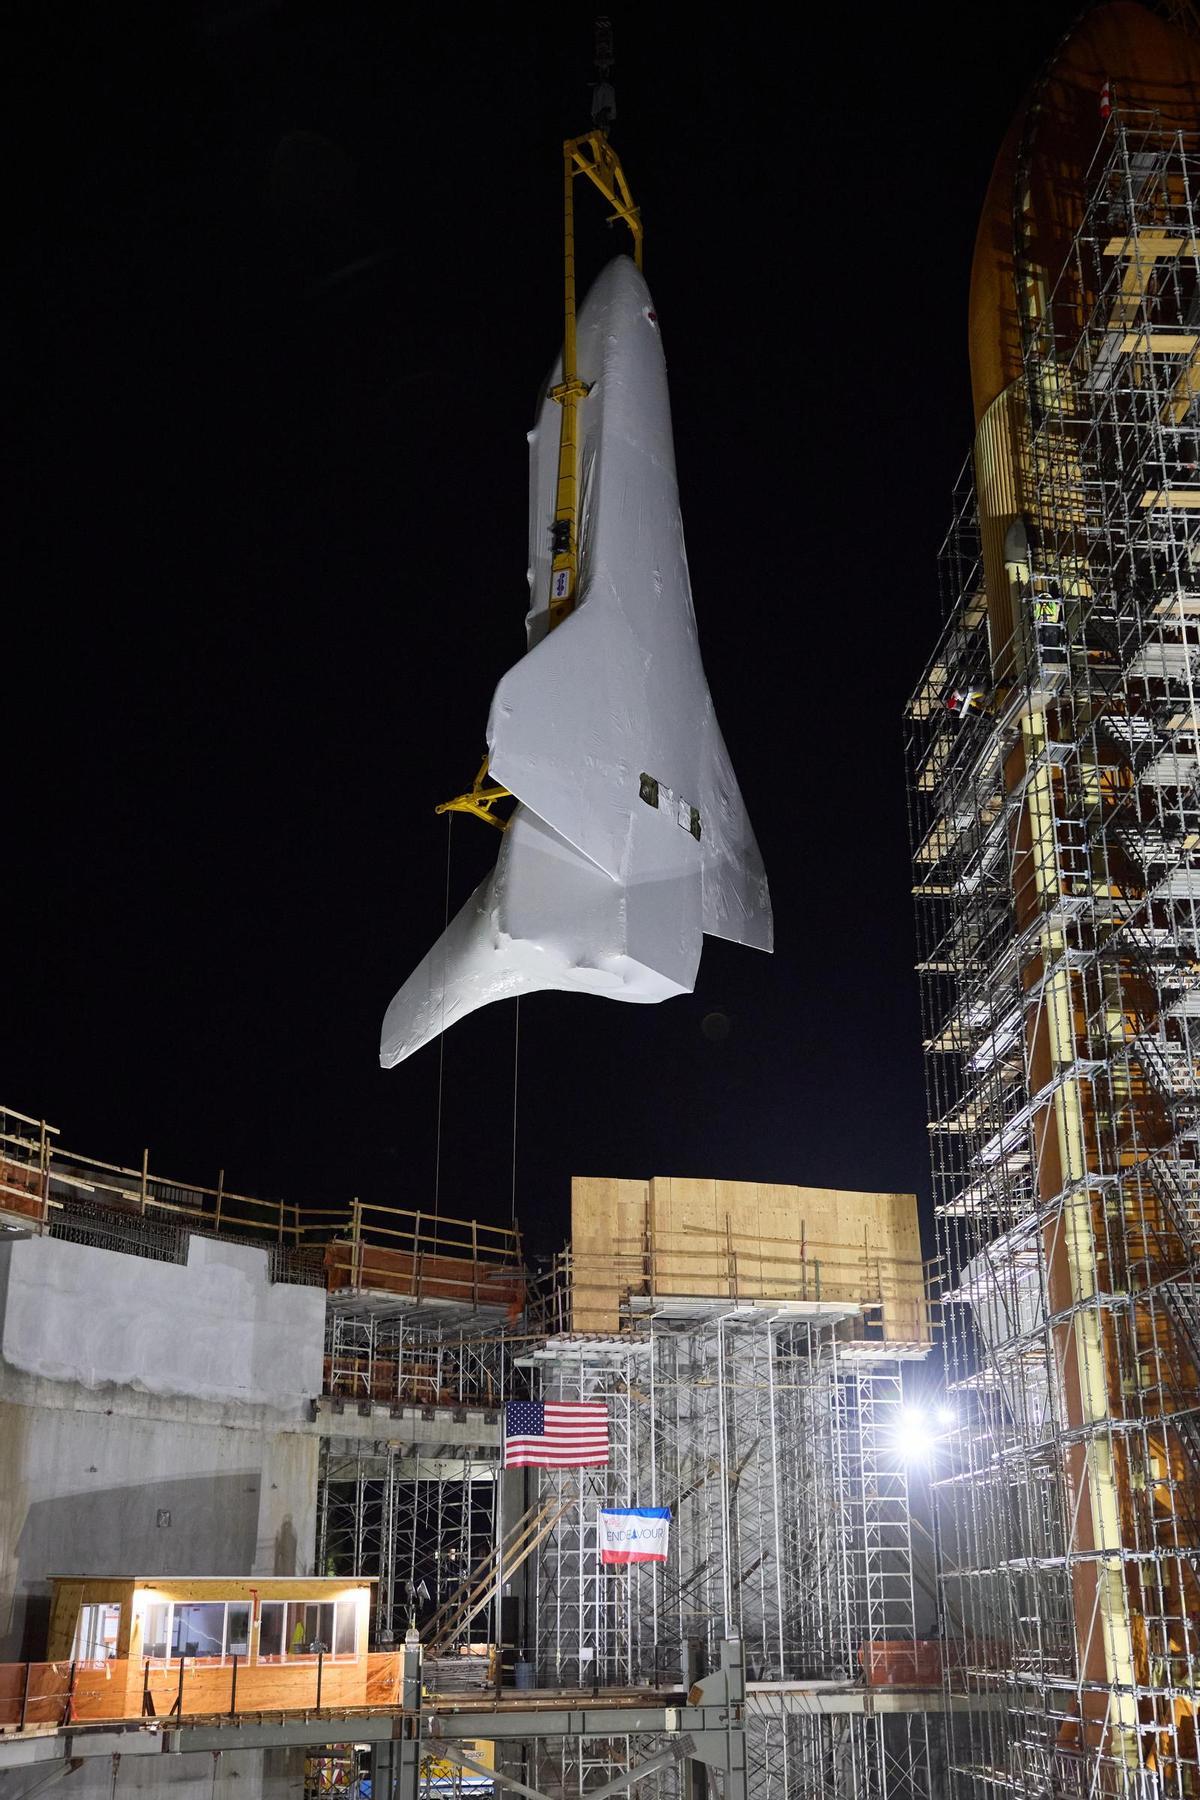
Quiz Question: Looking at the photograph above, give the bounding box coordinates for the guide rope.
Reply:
[433,814,453,1220]
[510,996,521,1229]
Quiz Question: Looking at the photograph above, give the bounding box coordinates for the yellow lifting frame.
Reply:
[547,130,643,631]
[435,756,511,832]
[437,128,641,828]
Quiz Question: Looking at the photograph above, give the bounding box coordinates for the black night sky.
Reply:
[8,2,1084,1256]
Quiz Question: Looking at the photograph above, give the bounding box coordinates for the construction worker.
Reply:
[945,687,987,720]
[290,1615,306,1656]
[1033,595,1068,663]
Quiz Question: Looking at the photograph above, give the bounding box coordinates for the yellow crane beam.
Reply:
[437,128,641,826]
[547,131,642,631]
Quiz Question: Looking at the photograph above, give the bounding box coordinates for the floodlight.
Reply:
[895,1406,934,1461]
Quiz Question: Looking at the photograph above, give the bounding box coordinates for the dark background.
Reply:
[7,1,1083,1254]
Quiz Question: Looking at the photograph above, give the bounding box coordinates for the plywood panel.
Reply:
[570,1176,928,1344]
[366,1650,403,1706]
[139,1658,369,1717]
[569,1176,617,1333]
[0,1654,403,1729]
[570,1177,649,1332]
[130,1577,372,1603]
[46,1582,88,1662]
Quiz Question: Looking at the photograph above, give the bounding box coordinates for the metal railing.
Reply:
[0,1651,405,1729]
[315,1198,523,1311]
[525,1235,930,1344]
[0,1104,524,1308]
[0,1103,300,1249]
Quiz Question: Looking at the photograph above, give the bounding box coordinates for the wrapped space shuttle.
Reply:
[381,256,771,1067]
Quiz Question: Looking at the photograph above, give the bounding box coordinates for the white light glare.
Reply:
[935,1404,955,1428]
[895,1405,934,1461]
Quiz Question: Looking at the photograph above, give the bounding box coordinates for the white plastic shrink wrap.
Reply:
[381,257,771,1067]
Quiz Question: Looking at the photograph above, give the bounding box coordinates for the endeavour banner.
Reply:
[598,1507,671,1565]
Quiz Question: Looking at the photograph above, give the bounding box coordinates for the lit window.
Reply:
[259,1601,285,1660]
[143,1602,171,1661]
[226,1604,251,1658]
[276,1599,358,1659]
[72,1603,121,1662]
[250,1596,357,1661]
[172,1602,226,1659]
[334,1602,357,1659]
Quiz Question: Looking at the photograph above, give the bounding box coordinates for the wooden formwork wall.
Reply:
[569,1176,926,1344]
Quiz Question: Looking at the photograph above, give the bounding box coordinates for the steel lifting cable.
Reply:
[511,996,521,1230]
[433,814,454,1221]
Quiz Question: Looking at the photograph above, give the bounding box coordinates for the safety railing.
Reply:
[0,1653,406,1729]
[530,1234,930,1346]
[0,1103,301,1249]
[313,1199,523,1312]
[0,1104,524,1309]
[858,1641,942,1688]
[0,1649,926,1728]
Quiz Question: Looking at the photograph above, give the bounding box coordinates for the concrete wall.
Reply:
[1,1233,323,1406]
[0,1233,325,1662]
[38,1748,305,1798]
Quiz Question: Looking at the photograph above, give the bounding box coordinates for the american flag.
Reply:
[504,1400,609,1468]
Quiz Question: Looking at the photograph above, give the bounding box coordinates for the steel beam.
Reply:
[685,1641,746,1800]
[0,1643,758,1783]
[427,1747,550,1800]
[584,1737,693,1799]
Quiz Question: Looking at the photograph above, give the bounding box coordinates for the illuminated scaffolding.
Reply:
[0,1102,938,1794]
[318,1307,511,1650]
[518,1293,933,1800]
[908,115,1200,1800]
[313,1268,935,1798]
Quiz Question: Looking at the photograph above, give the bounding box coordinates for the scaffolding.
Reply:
[317,1435,499,1655]
[522,1312,934,1800]
[2,1100,939,1794]
[317,1307,515,1654]
[909,115,1200,1800]
[314,1231,937,1799]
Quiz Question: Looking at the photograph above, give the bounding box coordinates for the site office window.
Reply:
[141,1600,252,1663]
[257,1599,358,1661]
[71,1603,122,1661]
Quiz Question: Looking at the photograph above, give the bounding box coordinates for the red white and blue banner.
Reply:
[598,1507,671,1565]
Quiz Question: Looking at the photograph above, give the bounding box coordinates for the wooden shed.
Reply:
[45,1575,375,1718]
